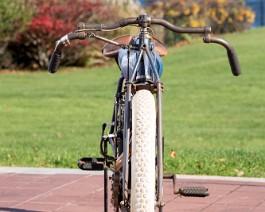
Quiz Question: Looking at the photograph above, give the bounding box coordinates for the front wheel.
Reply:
[131,89,156,212]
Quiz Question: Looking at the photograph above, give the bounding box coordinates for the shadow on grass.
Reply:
[0,208,41,212]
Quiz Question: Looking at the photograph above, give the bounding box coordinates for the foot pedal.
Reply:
[164,174,209,197]
[78,158,104,171]
[178,187,209,197]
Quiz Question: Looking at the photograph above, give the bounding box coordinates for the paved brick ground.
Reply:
[0,167,265,211]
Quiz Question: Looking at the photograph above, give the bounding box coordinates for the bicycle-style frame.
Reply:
[48,14,241,212]
[95,24,165,210]
[113,25,164,209]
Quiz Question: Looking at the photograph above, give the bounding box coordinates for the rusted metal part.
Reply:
[115,142,131,172]
[163,174,179,194]
[124,83,164,94]
[111,172,120,208]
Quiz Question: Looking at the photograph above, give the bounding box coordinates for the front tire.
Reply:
[131,89,156,212]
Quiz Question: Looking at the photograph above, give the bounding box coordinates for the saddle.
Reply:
[102,35,167,58]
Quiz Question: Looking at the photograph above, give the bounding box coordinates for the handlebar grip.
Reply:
[48,32,86,73]
[48,52,61,74]
[204,37,241,76]
[226,48,241,76]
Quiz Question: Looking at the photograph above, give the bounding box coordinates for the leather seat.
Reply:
[102,35,167,58]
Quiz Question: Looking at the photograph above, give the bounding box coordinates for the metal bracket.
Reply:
[163,174,179,194]
[124,83,164,94]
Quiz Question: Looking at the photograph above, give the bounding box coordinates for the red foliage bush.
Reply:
[15,0,115,69]
[0,0,32,69]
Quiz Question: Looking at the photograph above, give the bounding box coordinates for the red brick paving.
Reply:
[0,168,265,212]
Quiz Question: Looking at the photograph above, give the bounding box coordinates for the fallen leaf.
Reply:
[56,132,62,139]
[216,158,226,162]
[234,169,244,177]
[237,171,244,177]
[170,150,176,158]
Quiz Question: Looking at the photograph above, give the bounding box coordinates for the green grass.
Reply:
[1,28,265,177]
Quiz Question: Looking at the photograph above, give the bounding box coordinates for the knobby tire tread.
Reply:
[131,89,156,212]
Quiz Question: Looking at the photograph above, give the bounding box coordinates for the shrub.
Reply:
[11,0,117,69]
[149,0,255,45]
[0,0,33,69]
[150,0,202,45]
[201,0,255,33]
[5,0,143,70]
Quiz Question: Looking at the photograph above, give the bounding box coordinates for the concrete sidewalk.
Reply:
[0,167,265,211]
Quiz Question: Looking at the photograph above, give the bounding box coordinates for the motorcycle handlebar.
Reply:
[49,15,241,76]
[77,15,211,34]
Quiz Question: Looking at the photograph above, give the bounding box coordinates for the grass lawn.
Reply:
[1,28,265,177]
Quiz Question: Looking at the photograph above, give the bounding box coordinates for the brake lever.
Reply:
[203,35,241,76]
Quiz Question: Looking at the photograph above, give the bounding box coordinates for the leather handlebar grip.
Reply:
[48,52,61,74]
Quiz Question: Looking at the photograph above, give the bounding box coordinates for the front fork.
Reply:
[156,82,165,209]
[121,44,165,210]
[121,81,164,211]
[121,81,132,206]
